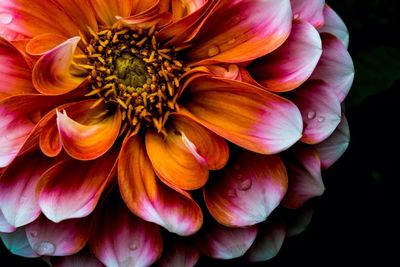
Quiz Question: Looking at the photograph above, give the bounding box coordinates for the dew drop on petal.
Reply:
[208,45,220,57]
[228,38,236,45]
[238,178,252,191]
[34,241,56,255]
[317,116,325,122]
[0,13,13,25]
[307,110,316,120]
[227,189,238,198]
[129,240,139,251]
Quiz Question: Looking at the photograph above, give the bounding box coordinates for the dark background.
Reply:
[1,0,399,266]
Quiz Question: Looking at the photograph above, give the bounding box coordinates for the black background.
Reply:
[1,0,399,266]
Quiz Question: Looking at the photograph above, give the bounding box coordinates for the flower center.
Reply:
[81,25,188,136]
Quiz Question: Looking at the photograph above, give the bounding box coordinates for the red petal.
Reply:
[204,151,288,227]
[310,33,354,102]
[249,20,322,92]
[181,76,303,154]
[0,228,39,258]
[157,237,200,267]
[90,0,132,26]
[290,0,325,28]
[319,4,349,48]
[25,215,91,256]
[281,145,325,209]
[51,250,104,267]
[187,0,292,64]
[118,135,203,236]
[90,201,162,267]
[290,80,341,144]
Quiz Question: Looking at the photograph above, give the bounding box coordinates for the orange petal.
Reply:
[181,76,303,154]
[118,135,203,236]
[90,0,132,26]
[56,100,121,160]
[131,0,162,15]
[26,33,67,56]
[32,37,87,95]
[186,0,292,64]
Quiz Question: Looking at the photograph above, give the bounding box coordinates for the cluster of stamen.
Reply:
[76,24,188,136]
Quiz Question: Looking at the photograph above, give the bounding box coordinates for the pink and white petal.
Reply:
[32,37,87,95]
[0,150,54,227]
[290,0,325,28]
[197,223,258,259]
[57,100,121,161]
[157,238,200,267]
[319,4,349,48]
[187,0,292,64]
[0,209,16,233]
[118,135,203,236]
[316,116,350,169]
[249,20,322,92]
[26,33,67,56]
[25,215,91,256]
[181,76,303,154]
[0,36,36,99]
[290,80,341,144]
[90,202,162,267]
[37,150,117,223]
[52,250,104,267]
[310,33,354,102]
[0,228,39,258]
[90,0,132,26]
[245,220,286,262]
[281,145,324,209]
[204,152,288,227]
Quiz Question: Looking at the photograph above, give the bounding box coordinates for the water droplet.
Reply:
[293,13,300,19]
[29,231,38,238]
[208,45,220,57]
[307,111,316,120]
[129,241,139,251]
[238,178,252,191]
[0,13,13,25]
[317,116,325,122]
[228,38,236,45]
[227,189,237,198]
[34,241,56,255]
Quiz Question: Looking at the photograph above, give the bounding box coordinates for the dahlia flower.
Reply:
[0,0,354,266]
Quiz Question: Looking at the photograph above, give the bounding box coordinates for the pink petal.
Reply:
[316,116,350,169]
[290,80,341,144]
[0,150,55,227]
[290,0,325,28]
[0,209,16,233]
[181,76,303,154]
[157,237,200,267]
[204,151,288,227]
[197,223,258,259]
[118,135,203,236]
[25,215,91,256]
[90,201,162,267]
[187,0,292,64]
[26,33,67,56]
[249,20,322,92]
[245,220,286,262]
[51,250,104,267]
[281,145,325,209]
[37,150,117,223]
[56,100,121,161]
[319,4,349,48]
[0,228,39,258]
[0,37,36,100]
[32,37,87,95]
[310,33,354,102]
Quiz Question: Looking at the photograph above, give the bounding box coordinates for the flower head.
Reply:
[0,0,353,265]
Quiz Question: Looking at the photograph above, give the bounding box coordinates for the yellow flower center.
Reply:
[82,25,188,136]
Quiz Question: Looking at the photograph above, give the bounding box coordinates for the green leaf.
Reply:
[347,46,400,106]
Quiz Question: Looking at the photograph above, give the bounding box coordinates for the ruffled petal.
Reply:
[0,150,54,227]
[26,33,67,56]
[0,36,36,99]
[37,150,117,223]
[51,250,104,267]
[90,0,132,26]
[204,152,288,227]
[316,116,350,169]
[197,223,258,259]
[25,215,91,256]
[319,4,349,48]
[118,135,203,236]
[290,80,341,144]
[0,228,39,258]
[32,37,87,95]
[0,209,16,233]
[290,0,325,28]
[181,76,303,154]
[245,220,286,262]
[157,237,200,267]
[186,0,292,64]
[90,201,162,267]
[281,145,324,209]
[310,33,354,102]
[249,20,322,92]
[56,100,121,160]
